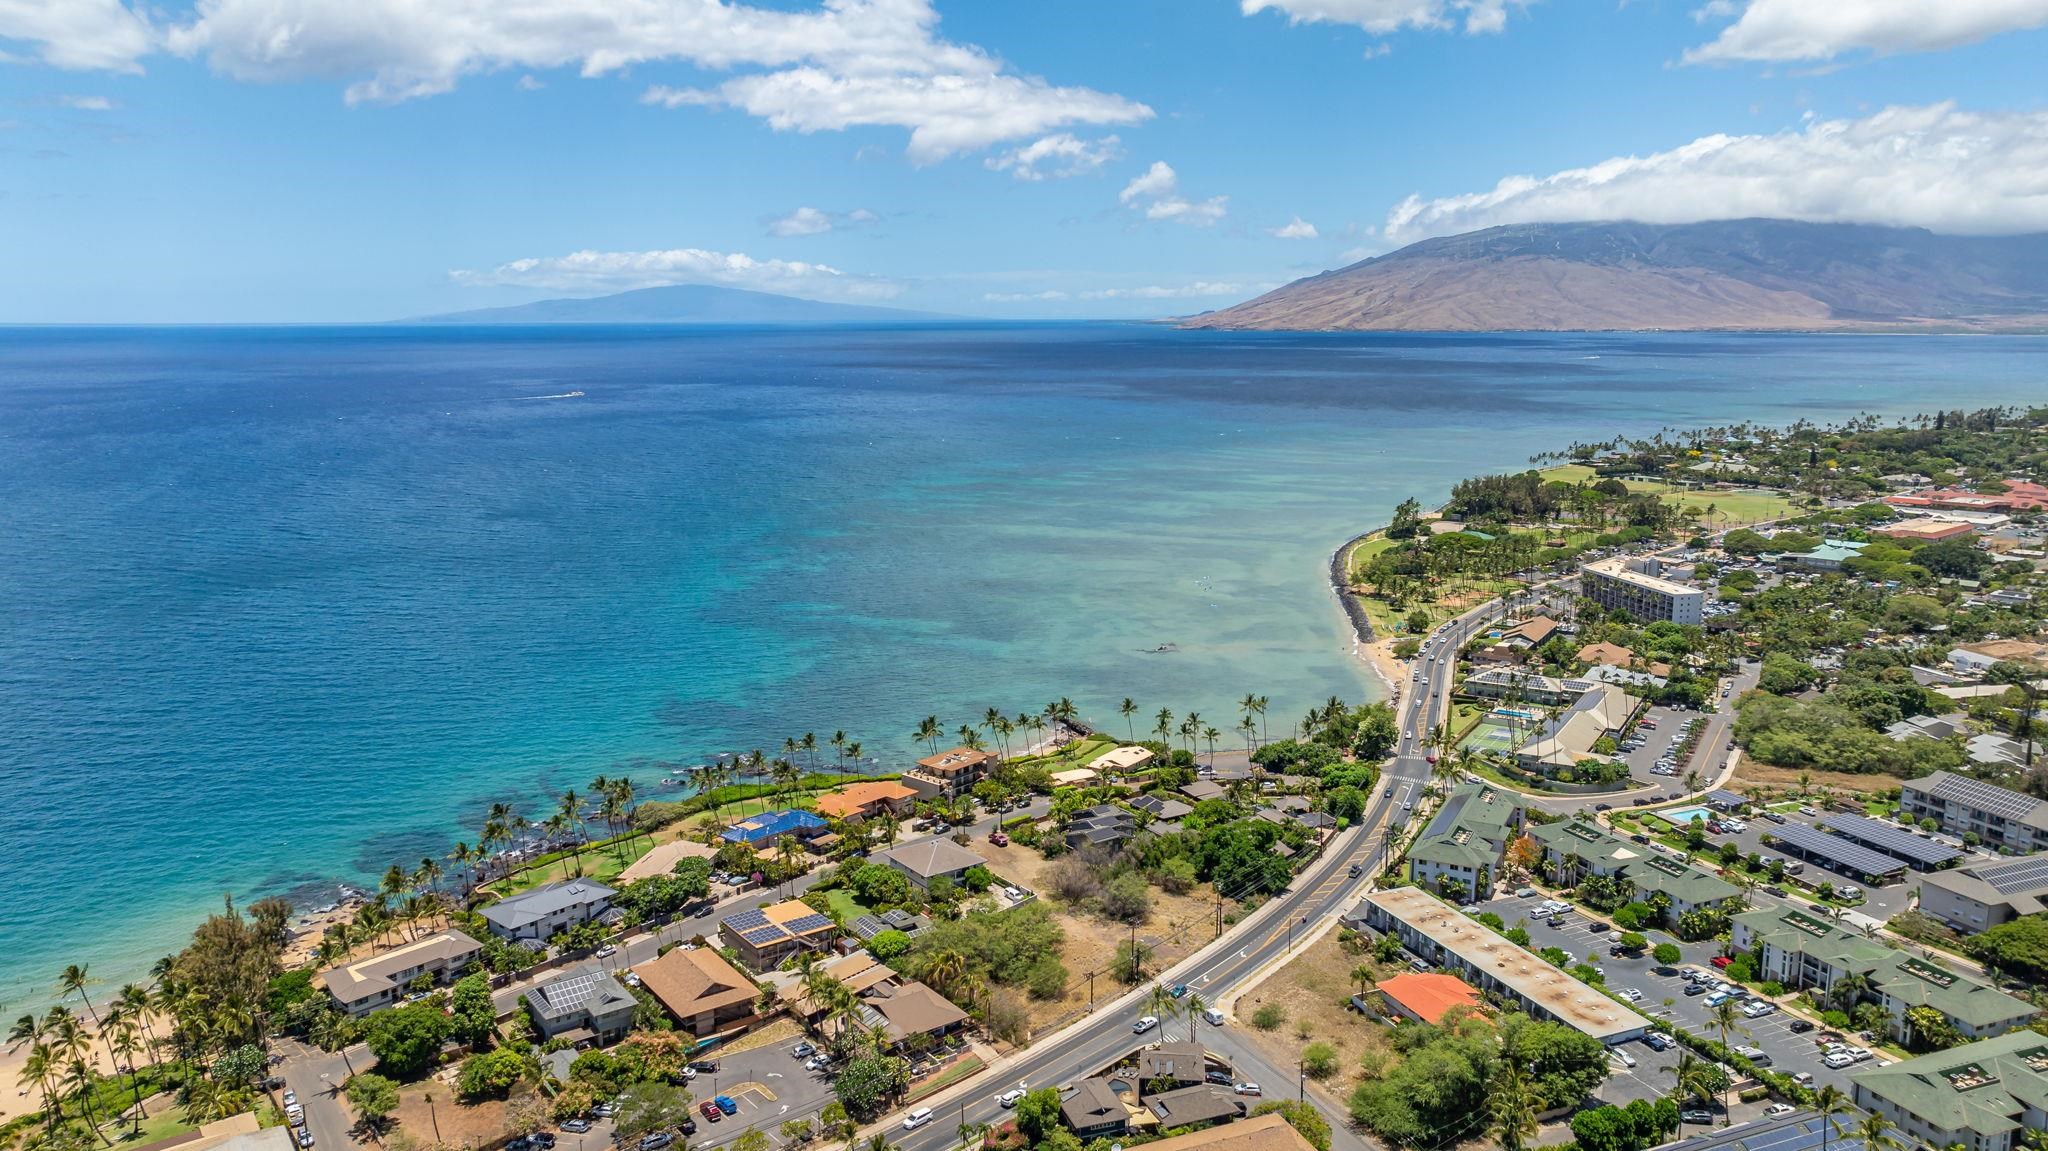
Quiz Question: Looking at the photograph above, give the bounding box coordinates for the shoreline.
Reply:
[1330,526,1408,701]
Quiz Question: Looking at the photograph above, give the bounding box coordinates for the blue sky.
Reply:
[4,0,2048,321]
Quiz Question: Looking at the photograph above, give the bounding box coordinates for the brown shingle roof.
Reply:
[1137,1113,1316,1151]
[862,980,967,1041]
[813,781,918,819]
[632,947,756,1020]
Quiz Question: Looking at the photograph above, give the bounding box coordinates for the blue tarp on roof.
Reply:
[721,809,827,845]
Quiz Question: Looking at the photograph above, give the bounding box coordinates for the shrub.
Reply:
[1301,1042,1340,1079]
[1251,1004,1286,1031]
[1652,943,1682,965]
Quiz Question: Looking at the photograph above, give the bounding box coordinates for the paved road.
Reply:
[274,1038,367,1151]
[878,598,1516,1151]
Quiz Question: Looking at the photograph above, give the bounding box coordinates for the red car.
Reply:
[1710,955,1733,968]
[988,831,1009,847]
[699,1102,722,1123]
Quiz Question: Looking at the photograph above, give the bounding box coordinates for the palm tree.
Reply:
[1492,1059,1539,1151]
[57,966,114,1071]
[1183,991,1207,1044]
[801,732,819,771]
[845,740,863,770]
[1203,725,1221,765]
[1671,1052,1716,1116]
[556,788,584,873]
[1351,964,1374,999]
[1120,698,1138,741]
[1814,1085,1848,1151]
[109,1015,144,1137]
[830,730,848,775]
[1853,1113,1901,1151]
[1708,998,1749,1124]
[915,716,942,755]
[1154,708,1175,750]
[66,1056,115,1146]
[19,1042,57,1131]
[1144,983,1182,1036]
[772,757,803,803]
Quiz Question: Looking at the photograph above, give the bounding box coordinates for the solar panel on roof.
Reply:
[724,909,768,930]
[1981,856,2048,895]
[785,913,833,934]
[1929,774,2040,820]
[1765,822,1909,877]
[1818,813,1962,867]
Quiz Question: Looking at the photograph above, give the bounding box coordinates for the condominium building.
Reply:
[1406,782,1525,902]
[1917,855,2048,934]
[902,746,996,799]
[1733,906,2035,1045]
[1898,771,2048,854]
[1579,556,1705,625]
[319,929,484,1018]
[1526,820,1741,919]
[1852,1031,2048,1151]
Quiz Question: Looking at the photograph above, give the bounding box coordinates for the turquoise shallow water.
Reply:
[0,323,2043,1009]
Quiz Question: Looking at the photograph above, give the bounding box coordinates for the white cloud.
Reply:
[1241,0,1520,35]
[2,0,1150,162]
[766,206,880,236]
[1685,0,2048,64]
[0,0,152,71]
[1118,160,1228,226]
[984,132,1121,181]
[1268,215,1319,239]
[515,74,544,90]
[982,290,1071,302]
[1382,101,2048,245]
[449,246,901,298]
[1079,282,1256,299]
[53,93,117,110]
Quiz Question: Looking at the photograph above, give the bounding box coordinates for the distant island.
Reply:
[1185,219,2048,333]
[408,283,957,325]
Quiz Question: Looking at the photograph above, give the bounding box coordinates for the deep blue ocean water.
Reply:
[1,323,2043,1009]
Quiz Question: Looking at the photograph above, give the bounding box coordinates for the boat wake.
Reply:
[518,390,586,400]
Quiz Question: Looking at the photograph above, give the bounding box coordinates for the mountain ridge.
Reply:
[1183,219,2048,333]
[408,283,955,325]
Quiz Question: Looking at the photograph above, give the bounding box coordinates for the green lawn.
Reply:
[824,889,873,922]
[491,831,655,896]
[1538,464,1599,484]
[1659,487,1800,528]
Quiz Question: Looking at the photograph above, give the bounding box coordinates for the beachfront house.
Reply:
[872,839,987,891]
[319,929,484,1018]
[721,809,828,848]
[481,879,616,944]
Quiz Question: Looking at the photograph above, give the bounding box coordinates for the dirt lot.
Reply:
[393,1081,519,1148]
[1232,930,1399,1090]
[1728,762,1895,799]
[973,838,1225,1033]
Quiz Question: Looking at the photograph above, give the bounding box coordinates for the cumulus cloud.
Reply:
[0,0,151,71]
[984,132,1121,181]
[1686,0,2048,64]
[2,0,1150,162]
[516,74,544,90]
[449,246,901,298]
[1118,161,1227,226]
[1381,101,2048,245]
[1241,0,1520,35]
[1268,216,1319,239]
[766,206,880,236]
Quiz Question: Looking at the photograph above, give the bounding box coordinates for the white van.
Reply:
[903,1108,934,1131]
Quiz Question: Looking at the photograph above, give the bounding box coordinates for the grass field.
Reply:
[823,889,872,922]
[491,831,655,895]
[1538,464,1598,484]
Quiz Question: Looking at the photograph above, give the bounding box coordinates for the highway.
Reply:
[874,598,1527,1151]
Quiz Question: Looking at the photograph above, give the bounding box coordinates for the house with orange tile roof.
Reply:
[1374,971,1484,1025]
[813,780,918,821]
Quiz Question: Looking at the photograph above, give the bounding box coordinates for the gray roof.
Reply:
[1061,1078,1129,1131]
[482,880,617,930]
[874,839,987,879]
[525,966,635,1022]
[1144,1085,1244,1127]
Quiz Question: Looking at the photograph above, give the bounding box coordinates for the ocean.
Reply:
[1,323,2042,1008]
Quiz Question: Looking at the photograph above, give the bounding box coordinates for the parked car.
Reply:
[988,831,1009,847]
[1233,1082,1262,1096]
[1789,1020,1815,1034]
[679,1119,696,1136]
[1684,984,1707,996]
[1823,1053,1855,1069]
[296,1133,313,1149]
[1205,1072,1233,1086]
[1681,1111,1714,1125]
[714,1096,737,1116]
[1644,1033,1669,1051]
[792,1042,816,1059]
[1710,955,1733,968]
[699,1102,721,1122]
[561,1120,592,1134]
[638,1134,672,1151]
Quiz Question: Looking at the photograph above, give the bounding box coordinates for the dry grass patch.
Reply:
[1729,763,1893,798]
[1233,932,1398,1087]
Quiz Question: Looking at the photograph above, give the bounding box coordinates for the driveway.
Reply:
[274,1038,368,1151]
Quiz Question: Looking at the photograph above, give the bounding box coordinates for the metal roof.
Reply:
[1764,821,1909,878]
[1818,812,1962,868]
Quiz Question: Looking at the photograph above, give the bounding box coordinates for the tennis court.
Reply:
[1460,719,1522,754]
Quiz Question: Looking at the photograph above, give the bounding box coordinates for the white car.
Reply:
[805,1056,829,1072]
[282,1091,298,1108]
[1743,1002,1776,1018]
[1824,1053,1855,1069]
[1615,1050,1637,1068]
[1203,1008,1225,1026]
[1233,1082,1262,1096]
[903,1108,934,1130]
[1616,988,1643,1002]
[1765,1104,1796,1117]
[681,1066,698,1080]
[1134,1016,1159,1034]
[595,944,617,958]
[997,1089,1027,1109]
[1004,887,1026,901]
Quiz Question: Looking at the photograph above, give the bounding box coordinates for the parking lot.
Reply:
[1479,893,1863,1100]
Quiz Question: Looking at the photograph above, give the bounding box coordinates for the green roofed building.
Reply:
[1526,819,1741,919]
[1407,783,1526,903]
[1852,1030,2048,1151]
[1734,906,2036,1046]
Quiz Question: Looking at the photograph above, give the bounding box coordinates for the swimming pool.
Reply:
[1658,804,1715,827]
[1491,707,1538,720]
